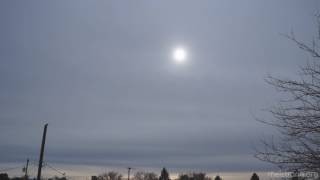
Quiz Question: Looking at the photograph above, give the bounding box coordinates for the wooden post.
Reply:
[24,159,29,179]
[128,167,131,180]
[37,124,48,180]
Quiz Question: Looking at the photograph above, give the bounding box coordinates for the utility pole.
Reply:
[37,123,48,180]
[24,159,29,180]
[127,167,132,180]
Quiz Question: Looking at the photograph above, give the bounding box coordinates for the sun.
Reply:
[173,47,187,63]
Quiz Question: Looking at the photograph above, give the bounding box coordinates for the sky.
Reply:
[0,0,319,178]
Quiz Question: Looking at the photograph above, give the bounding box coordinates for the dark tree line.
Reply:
[178,172,211,180]
[97,171,123,180]
[0,170,260,180]
[93,169,261,180]
[0,173,67,180]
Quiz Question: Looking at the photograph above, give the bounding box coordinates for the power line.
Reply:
[44,163,66,176]
[0,164,24,172]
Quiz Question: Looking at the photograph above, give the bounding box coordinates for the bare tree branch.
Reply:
[256,16,320,174]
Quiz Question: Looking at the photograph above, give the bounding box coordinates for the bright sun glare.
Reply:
[173,47,187,63]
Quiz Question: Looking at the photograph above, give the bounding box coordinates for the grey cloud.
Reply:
[0,0,318,172]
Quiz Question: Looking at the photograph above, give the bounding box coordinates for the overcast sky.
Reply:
[0,0,319,175]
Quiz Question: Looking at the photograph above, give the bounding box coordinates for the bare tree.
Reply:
[177,173,212,180]
[99,171,123,180]
[133,171,158,180]
[255,16,320,173]
[144,172,158,180]
[134,172,144,180]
